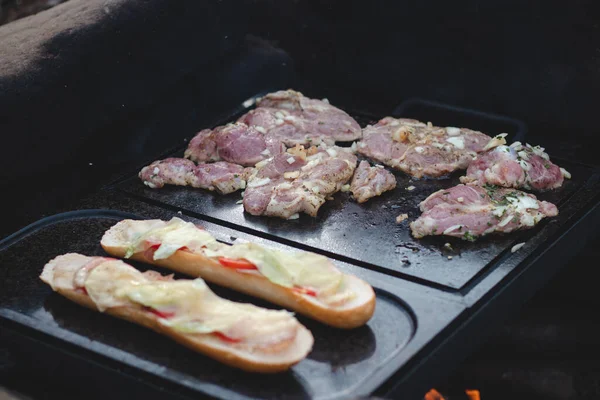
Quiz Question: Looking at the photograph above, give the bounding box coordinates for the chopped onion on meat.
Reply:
[483,133,508,151]
[511,242,526,253]
[498,215,514,227]
[560,167,571,179]
[247,177,271,188]
[446,127,461,136]
[283,171,301,179]
[443,225,462,234]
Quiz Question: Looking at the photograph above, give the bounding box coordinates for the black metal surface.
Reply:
[116,108,590,290]
[0,207,464,400]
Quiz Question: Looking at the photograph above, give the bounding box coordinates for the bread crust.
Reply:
[101,222,375,329]
[44,255,313,373]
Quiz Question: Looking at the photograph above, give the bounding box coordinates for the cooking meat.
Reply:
[243,145,358,219]
[460,141,570,191]
[356,117,491,178]
[139,158,253,195]
[183,129,220,163]
[239,108,329,146]
[410,184,558,240]
[184,122,285,167]
[350,161,397,203]
[238,89,361,146]
[355,118,414,166]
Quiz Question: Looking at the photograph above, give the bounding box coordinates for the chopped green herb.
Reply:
[487,221,492,227]
[443,192,450,195]
[463,231,478,242]
[483,183,499,198]
[234,174,239,178]
[544,163,551,169]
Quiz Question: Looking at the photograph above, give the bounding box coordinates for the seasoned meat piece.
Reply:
[410,184,558,240]
[184,129,219,163]
[350,161,397,203]
[243,145,358,219]
[139,158,252,195]
[357,117,491,178]
[460,141,570,191]
[238,89,362,146]
[399,143,474,178]
[184,123,285,167]
[355,118,413,166]
[239,108,331,146]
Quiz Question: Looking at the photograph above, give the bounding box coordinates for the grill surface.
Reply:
[117,110,586,290]
[1,98,598,400]
[0,207,462,400]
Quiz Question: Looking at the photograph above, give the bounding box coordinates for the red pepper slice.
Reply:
[142,243,160,260]
[213,332,242,343]
[218,257,257,270]
[143,243,189,259]
[145,307,176,319]
[76,287,88,295]
[292,287,317,297]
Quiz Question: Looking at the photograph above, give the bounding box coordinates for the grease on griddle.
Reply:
[396,242,421,252]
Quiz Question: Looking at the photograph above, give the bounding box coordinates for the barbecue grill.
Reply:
[1,1,599,399]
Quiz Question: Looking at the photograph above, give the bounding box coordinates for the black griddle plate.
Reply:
[0,206,462,400]
[116,110,586,290]
[1,98,599,400]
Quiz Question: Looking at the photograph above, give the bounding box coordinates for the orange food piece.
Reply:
[424,388,445,400]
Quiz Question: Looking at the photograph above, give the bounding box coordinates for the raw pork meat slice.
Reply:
[350,161,397,203]
[410,184,558,240]
[139,158,253,195]
[243,145,358,219]
[184,122,285,167]
[357,117,491,178]
[460,141,570,191]
[238,89,361,146]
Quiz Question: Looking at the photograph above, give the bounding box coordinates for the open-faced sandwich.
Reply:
[40,253,314,373]
[101,217,376,329]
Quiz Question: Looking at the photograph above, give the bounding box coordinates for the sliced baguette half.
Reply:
[101,219,376,329]
[40,253,313,373]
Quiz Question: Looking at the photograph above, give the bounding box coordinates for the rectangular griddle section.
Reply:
[115,107,596,290]
[0,205,463,400]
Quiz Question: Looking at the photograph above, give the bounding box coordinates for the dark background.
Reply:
[2,0,599,235]
[1,1,599,399]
